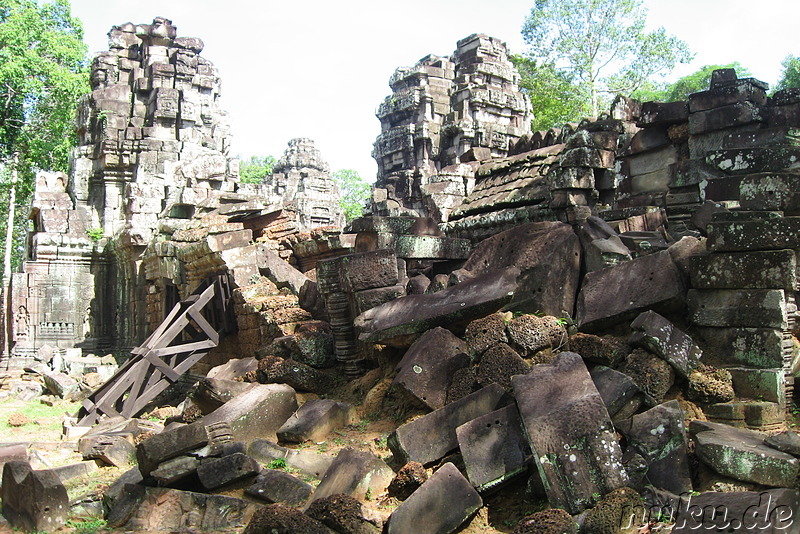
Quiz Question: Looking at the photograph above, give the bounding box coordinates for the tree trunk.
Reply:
[2,152,18,367]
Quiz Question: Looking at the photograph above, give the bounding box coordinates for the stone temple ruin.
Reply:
[2,19,800,534]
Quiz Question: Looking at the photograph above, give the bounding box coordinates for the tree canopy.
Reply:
[511,55,588,131]
[777,55,800,91]
[0,0,89,275]
[238,155,276,184]
[521,0,693,118]
[332,169,370,223]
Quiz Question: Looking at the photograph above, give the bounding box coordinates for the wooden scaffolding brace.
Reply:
[77,276,233,426]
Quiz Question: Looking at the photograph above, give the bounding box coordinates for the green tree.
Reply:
[332,169,370,223]
[522,0,693,117]
[658,63,752,102]
[777,55,800,90]
[0,0,89,276]
[511,55,588,130]
[238,155,276,184]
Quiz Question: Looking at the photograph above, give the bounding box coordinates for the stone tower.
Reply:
[371,34,532,220]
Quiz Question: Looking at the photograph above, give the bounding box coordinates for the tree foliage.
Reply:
[511,55,588,130]
[657,63,752,102]
[238,155,276,184]
[332,169,370,223]
[777,55,800,91]
[521,0,693,117]
[0,0,89,276]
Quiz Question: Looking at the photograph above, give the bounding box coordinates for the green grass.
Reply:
[67,518,107,534]
[0,399,81,433]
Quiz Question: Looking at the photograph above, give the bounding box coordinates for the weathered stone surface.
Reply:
[584,235,632,272]
[728,367,786,404]
[617,400,691,494]
[765,431,800,457]
[355,268,518,347]
[80,433,136,467]
[136,421,210,477]
[513,352,628,514]
[704,400,784,429]
[619,349,676,404]
[695,327,786,369]
[388,383,506,465]
[277,399,351,443]
[150,455,199,486]
[192,378,258,413]
[739,172,800,213]
[638,100,689,126]
[569,333,629,367]
[201,382,298,442]
[691,421,799,487]
[476,343,530,391]
[507,314,568,356]
[706,147,800,174]
[387,461,428,500]
[687,367,735,404]
[689,101,765,135]
[246,469,314,506]
[307,447,394,505]
[464,312,509,356]
[512,508,577,534]
[42,371,81,399]
[1,461,69,532]
[580,487,644,534]
[195,453,259,491]
[629,310,702,378]
[666,488,800,534]
[690,249,797,290]
[206,357,259,381]
[386,463,483,534]
[456,404,530,490]
[576,250,685,332]
[393,327,470,410]
[306,493,379,534]
[688,79,767,113]
[453,222,581,316]
[257,356,335,393]
[248,439,334,480]
[328,249,399,292]
[687,289,788,328]
[589,366,644,420]
[243,503,333,534]
[109,486,259,533]
[706,217,800,252]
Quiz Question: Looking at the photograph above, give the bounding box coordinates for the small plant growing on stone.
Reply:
[67,518,107,534]
[267,457,287,470]
[86,227,104,241]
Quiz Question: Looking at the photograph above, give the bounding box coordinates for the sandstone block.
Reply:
[386,463,482,534]
[690,249,797,290]
[739,172,800,213]
[629,310,702,378]
[277,399,351,443]
[246,469,313,506]
[1,461,69,532]
[307,447,394,505]
[706,216,800,252]
[687,289,788,328]
[689,101,765,134]
[197,452,260,490]
[201,383,298,442]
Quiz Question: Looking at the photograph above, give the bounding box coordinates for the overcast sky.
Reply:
[70,0,800,182]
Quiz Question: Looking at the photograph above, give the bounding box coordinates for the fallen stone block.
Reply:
[386,463,483,534]
[197,452,260,490]
[307,447,394,505]
[306,493,380,534]
[248,438,334,479]
[691,421,799,487]
[506,314,567,356]
[728,367,786,404]
[452,221,581,317]
[687,289,788,328]
[694,327,786,369]
[42,371,81,399]
[589,366,644,420]
[638,100,689,126]
[456,404,530,491]
[707,146,800,174]
[617,400,691,494]
[2,461,69,532]
[80,433,136,467]
[206,357,259,381]
[688,79,767,113]
[706,216,800,252]
[243,503,333,534]
[0,444,28,472]
[258,246,311,295]
[513,508,577,534]
[476,343,530,391]
[388,383,506,465]
[620,349,676,405]
[191,377,258,413]
[690,249,797,290]
[387,461,428,500]
[629,310,702,378]
[464,313,509,356]
[576,250,685,332]
[512,352,628,514]
[50,460,99,482]
[355,268,518,347]
[569,333,630,367]
[150,455,199,486]
[393,327,470,410]
[201,382,298,442]
[765,431,800,457]
[136,421,211,477]
[393,234,472,259]
[257,355,336,393]
[246,468,314,506]
[704,401,785,430]
[108,485,259,532]
[277,399,351,443]
[584,235,632,272]
[649,488,800,534]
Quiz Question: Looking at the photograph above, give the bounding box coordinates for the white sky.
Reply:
[70,0,800,182]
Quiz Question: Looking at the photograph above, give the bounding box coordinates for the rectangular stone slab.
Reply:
[706,217,800,252]
[689,249,797,290]
[456,404,530,491]
[355,268,518,346]
[629,310,702,378]
[687,289,788,328]
[695,327,786,369]
[512,352,628,514]
[388,383,506,465]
